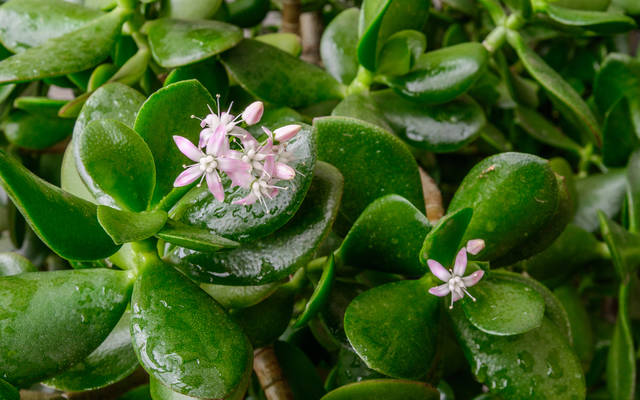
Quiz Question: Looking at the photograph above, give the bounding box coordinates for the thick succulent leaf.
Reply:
[97,207,167,245]
[344,278,440,379]
[255,32,302,56]
[420,207,472,267]
[0,378,18,400]
[314,116,423,233]
[329,348,384,389]
[607,281,636,400]
[0,151,120,260]
[0,269,134,387]
[0,252,36,276]
[331,93,392,130]
[75,119,156,211]
[130,263,253,399]
[221,39,344,108]
[553,286,594,367]
[544,4,636,34]
[155,220,239,253]
[294,254,336,327]
[321,379,439,400]
[602,97,640,167]
[627,150,640,232]
[2,111,74,150]
[13,97,68,116]
[514,106,581,153]
[161,162,343,285]
[164,59,229,101]
[133,79,215,208]
[201,281,279,309]
[320,8,360,84]
[372,90,486,152]
[159,0,222,20]
[169,124,316,243]
[593,53,640,114]
[226,0,270,28]
[119,384,152,400]
[0,8,130,84]
[274,341,326,400]
[44,310,139,392]
[599,213,640,278]
[377,30,426,76]
[146,18,242,68]
[337,194,430,276]
[573,169,626,232]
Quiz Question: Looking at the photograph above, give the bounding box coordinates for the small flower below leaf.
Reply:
[427,240,485,309]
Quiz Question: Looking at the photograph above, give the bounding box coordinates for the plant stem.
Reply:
[281,0,301,34]
[346,66,373,96]
[577,143,594,177]
[419,167,444,224]
[300,11,322,65]
[482,26,506,53]
[253,346,294,400]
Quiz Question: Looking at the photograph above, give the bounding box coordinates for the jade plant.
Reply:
[0,0,638,399]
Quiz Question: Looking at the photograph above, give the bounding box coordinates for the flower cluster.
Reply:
[173,96,301,212]
[427,239,486,309]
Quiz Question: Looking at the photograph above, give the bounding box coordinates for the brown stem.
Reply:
[253,346,293,400]
[300,11,322,65]
[419,167,445,224]
[281,0,301,34]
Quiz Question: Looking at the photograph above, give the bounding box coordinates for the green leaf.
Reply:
[420,208,473,267]
[461,276,545,336]
[321,379,439,400]
[169,124,316,242]
[337,194,430,276]
[507,30,601,146]
[159,0,222,20]
[0,0,102,53]
[329,348,384,389]
[627,150,640,233]
[331,93,392,130]
[594,53,640,114]
[377,30,426,76]
[388,43,488,105]
[13,97,68,116]
[573,169,626,232]
[0,252,36,276]
[255,32,302,56]
[314,116,423,233]
[155,220,239,252]
[221,39,344,108]
[544,4,636,34]
[0,8,130,84]
[200,281,279,309]
[599,212,640,278]
[357,0,430,71]
[0,151,120,260]
[294,254,336,327]
[161,161,343,285]
[97,207,167,245]
[450,311,585,399]
[130,264,252,399]
[146,18,242,68]
[44,309,139,392]
[553,285,594,368]
[227,0,270,28]
[0,269,134,387]
[372,90,486,152]
[2,111,73,150]
[602,97,640,167]
[344,279,440,379]
[0,378,18,400]
[274,341,326,400]
[447,152,559,262]
[514,106,581,153]
[133,79,215,208]
[88,63,118,91]
[119,384,152,400]
[75,119,156,211]
[320,8,360,84]
[164,59,229,101]
[607,281,636,400]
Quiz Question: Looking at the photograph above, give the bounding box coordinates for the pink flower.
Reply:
[232,156,288,213]
[192,96,264,148]
[427,241,485,309]
[242,101,264,126]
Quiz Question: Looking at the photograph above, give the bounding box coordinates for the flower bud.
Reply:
[466,239,485,255]
[274,124,301,142]
[242,101,264,125]
[274,162,296,180]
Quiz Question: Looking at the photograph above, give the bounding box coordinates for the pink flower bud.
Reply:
[242,101,264,126]
[274,162,295,180]
[274,124,301,142]
[466,239,485,255]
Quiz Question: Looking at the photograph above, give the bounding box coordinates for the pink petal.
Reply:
[428,283,450,297]
[199,128,213,148]
[452,291,463,303]
[462,270,484,288]
[206,171,225,202]
[274,124,301,142]
[466,239,485,255]
[238,130,259,149]
[218,157,250,172]
[453,247,468,276]
[227,170,253,189]
[173,165,202,187]
[206,125,229,156]
[173,136,202,162]
[242,101,264,125]
[427,259,451,282]
[232,193,257,205]
[202,113,219,128]
[262,155,275,178]
[274,162,295,180]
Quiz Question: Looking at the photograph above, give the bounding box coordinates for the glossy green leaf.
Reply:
[507,30,601,145]
[0,8,130,84]
[573,169,626,232]
[88,63,118,92]
[461,276,545,336]
[337,194,430,276]
[255,33,302,56]
[156,220,239,252]
[357,0,430,71]
[0,269,134,387]
[388,43,488,105]
[200,281,279,309]
[75,119,155,211]
[162,161,342,285]
[119,384,152,400]
[2,111,73,150]
[599,213,640,278]
[313,280,367,348]
[331,93,391,130]
[0,378,18,400]
[44,310,139,392]
[372,90,486,152]
[627,150,640,233]
[0,0,102,53]
[450,311,585,399]
[553,285,594,367]
[594,53,640,114]
[274,340,326,400]
[344,278,440,379]
[607,281,635,400]
[294,254,336,327]
[514,106,581,153]
[320,8,360,84]
[159,0,222,19]
[227,0,270,28]
[0,151,120,260]
[13,97,68,116]
[377,30,426,76]
[322,379,439,400]
[164,59,229,100]
[0,252,36,276]
[329,348,384,389]
[98,207,167,245]
[602,97,640,167]
[169,124,316,242]
[222,39,344,108]
[420,208,473,267]
[146,18,242,68]
[550,0,610,10]
[130,263,253,399]
[108,47,150,86]
[133,79,215,207]
[314,116,423,233]
[448,152,559,262]
[544,5,636,34]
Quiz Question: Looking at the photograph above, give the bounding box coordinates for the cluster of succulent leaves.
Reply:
[0,0,639,398]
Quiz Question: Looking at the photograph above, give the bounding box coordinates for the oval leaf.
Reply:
[201,282,279,309]
[321,379,439,400]
[0,252,36,276]
[155,220,239,252]
[573,169,626,232]
[514,106,581,153]
[544,4,636,34]
[97,207,167,245]
[320,8,360,84]
[420,207,473,267]
[2,111,74,150]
